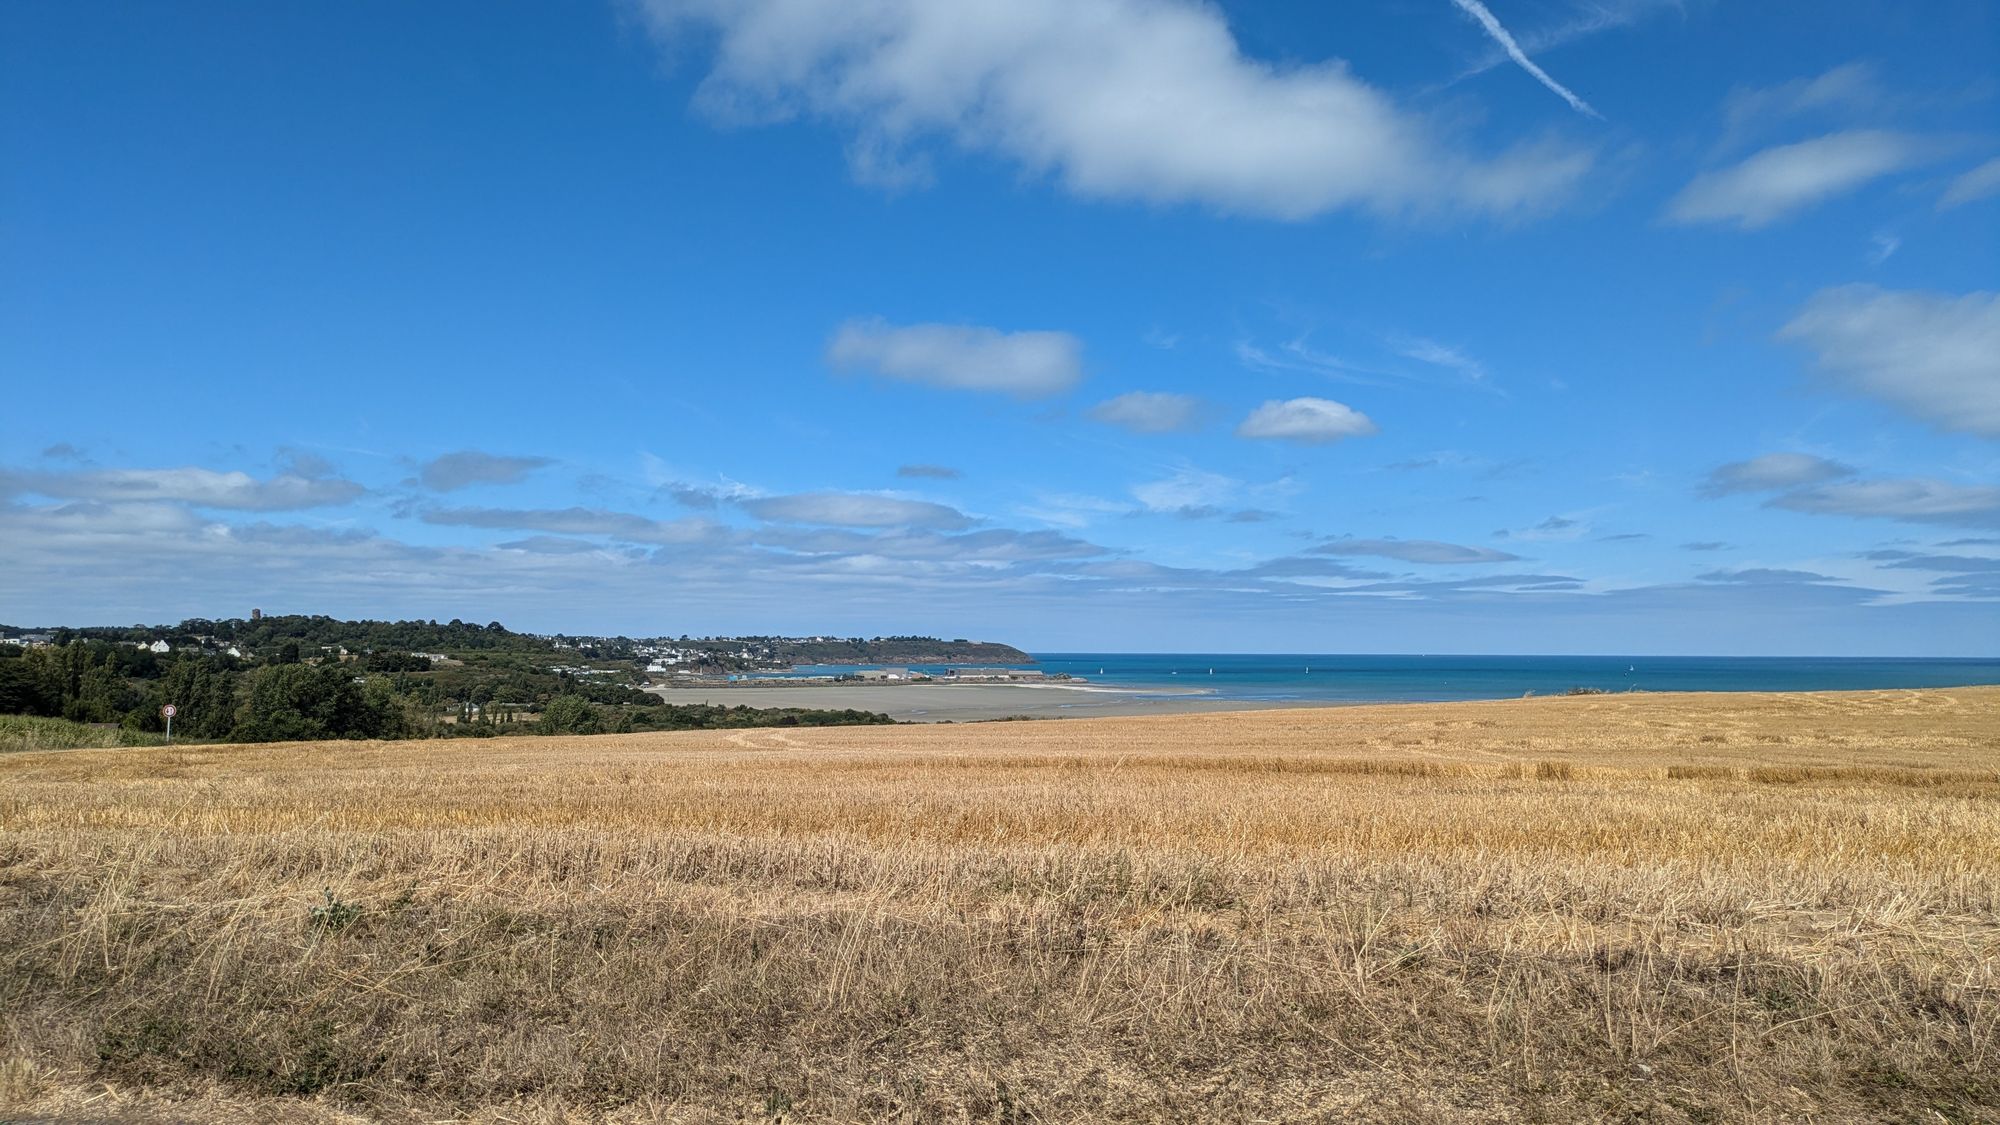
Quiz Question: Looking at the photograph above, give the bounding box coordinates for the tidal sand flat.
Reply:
[648,681,1278,721]
[2,688,1996,1122]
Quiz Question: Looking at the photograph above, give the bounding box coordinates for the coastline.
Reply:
[648,654,2000,722]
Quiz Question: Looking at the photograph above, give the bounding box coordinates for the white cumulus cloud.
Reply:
[1236,398,1378,444]
[639,0,1593,220]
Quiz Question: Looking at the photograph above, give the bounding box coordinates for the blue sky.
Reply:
[3,0,1997,653]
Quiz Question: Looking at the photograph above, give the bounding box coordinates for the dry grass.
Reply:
[2,687,1997,1123]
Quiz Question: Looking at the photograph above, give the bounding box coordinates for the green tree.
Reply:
[155,658,240,739]
[0,655,51,715]
[233,664,401,742]
[537,694,602,735]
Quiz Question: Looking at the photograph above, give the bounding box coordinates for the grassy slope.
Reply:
[1,687,1996,1123]
[0,714,170,753]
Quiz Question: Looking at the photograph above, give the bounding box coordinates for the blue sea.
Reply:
[769,653,2000,705]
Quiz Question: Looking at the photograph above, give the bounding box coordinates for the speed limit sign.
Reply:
[161,703,177,743]
[161,704,177,719]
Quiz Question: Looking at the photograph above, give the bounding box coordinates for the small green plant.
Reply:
[995,1080,1026,1125]
[307,888,361,933]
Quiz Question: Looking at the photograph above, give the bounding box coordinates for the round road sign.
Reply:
[161,704,177,718]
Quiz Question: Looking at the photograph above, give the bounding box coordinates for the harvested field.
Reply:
[2,687,1998,1123]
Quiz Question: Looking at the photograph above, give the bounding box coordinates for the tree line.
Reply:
[0,640,891,743]
[0,642,403,741]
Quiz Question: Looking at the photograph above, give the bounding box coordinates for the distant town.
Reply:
[1,617,1026,667]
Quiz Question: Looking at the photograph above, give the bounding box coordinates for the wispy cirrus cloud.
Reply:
[1390,335,1488,381]
[1667,131,1926,229]
[1130,466,1241,513]
[1453,0,1680,84]
[1016,466,1289,526]
[1014,491,1131,531]
[827,319,1083,398]
[1235,339,1385,385]
[1446,0,1601,118]
[1938,157,2000,210]
[1779,286,2000,438]
[1716,63,1886,153]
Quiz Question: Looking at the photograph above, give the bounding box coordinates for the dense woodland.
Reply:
[0,616,898,743]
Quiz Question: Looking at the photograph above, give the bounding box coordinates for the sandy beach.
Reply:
[648,680,1288,721]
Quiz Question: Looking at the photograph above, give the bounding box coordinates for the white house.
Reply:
[148,640,171,654]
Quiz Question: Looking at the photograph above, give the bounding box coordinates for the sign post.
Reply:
[161,703,176,745]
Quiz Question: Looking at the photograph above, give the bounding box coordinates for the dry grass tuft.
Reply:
[2,687,1997,1123]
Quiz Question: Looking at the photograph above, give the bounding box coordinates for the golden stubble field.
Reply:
[2,688,1997,1123]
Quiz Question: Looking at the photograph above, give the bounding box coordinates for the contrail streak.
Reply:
[1449,0,1602,118]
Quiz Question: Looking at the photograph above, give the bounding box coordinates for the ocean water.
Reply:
[772,653,2000,704]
